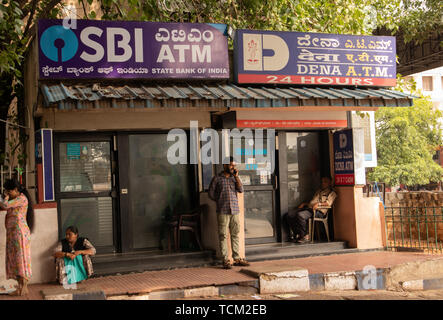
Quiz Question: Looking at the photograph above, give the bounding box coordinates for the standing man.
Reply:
[208,157,250,269]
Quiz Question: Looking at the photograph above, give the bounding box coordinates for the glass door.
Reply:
[286,132,321,210]
[279,131,331,241]
[55,135,117,253]
[230,134,278,244]
[118,133,197,252]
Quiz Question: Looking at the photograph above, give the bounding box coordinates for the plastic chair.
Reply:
[167,206,203,252]
[309,207,331,243]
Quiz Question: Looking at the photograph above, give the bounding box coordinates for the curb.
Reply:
[43,289,107,300]
[309,268,387,291]
[46,280,260,300]
[401,278,443,291]
[106,281,259,300]
[240,265,388,293]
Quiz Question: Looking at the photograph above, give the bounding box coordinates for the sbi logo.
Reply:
[40,25,144,63]
[40,25,78,62]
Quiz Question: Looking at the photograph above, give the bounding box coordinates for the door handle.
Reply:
[121,188,128,195]
[272,175,278,190]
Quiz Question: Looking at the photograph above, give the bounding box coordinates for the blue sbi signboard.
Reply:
[38,19,229,79]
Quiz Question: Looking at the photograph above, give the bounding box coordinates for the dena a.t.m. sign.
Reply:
[234,29,396,87]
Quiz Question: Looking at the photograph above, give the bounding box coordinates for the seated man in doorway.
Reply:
[286,176,337,243]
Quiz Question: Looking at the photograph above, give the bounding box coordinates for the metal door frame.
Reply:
[54,132,119,254]
[117,131,199,253]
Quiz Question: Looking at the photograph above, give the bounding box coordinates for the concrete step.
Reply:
[245,241,352,262]
[92,250,214,276]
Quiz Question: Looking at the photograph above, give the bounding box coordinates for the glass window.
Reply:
[59,197,113,248]
[244,190,274,239]
[230,136,272,186]
[59,142,111,192]
[201,163,213,191]
[422,76,433,91]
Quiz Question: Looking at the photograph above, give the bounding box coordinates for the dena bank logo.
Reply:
[243,33,289,71]
[339,133,348,149]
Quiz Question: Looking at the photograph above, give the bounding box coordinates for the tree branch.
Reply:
[114,1,124,18]
[22,0,63,40]
[81,0,89,19]
[23,0,38,38]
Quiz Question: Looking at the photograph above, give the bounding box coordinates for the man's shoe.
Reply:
[233,259,250,267]
[222,260,232,269]
[297,236,311,244]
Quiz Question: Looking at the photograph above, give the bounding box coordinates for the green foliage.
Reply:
[0,2,25,86]
[368,95,443,187]
[395,0,443,43]
[99,0,404,36]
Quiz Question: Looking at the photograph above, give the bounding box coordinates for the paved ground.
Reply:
[182,289,443,300]
[0,251,441,300]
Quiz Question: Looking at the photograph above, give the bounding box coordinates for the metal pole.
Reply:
[400,207,404,247]
[433,207,438,253]
[425,207,430,252]
[391,207,396,249]
[417,208,421,249]
[25,164,28,190]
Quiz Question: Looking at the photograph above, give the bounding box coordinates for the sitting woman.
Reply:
[53,226,96,285]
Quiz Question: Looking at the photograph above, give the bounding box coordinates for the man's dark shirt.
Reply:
[208,172,244,215]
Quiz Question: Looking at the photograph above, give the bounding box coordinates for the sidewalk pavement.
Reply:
[1,251,442,300]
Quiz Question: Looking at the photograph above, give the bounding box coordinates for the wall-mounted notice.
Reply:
[351,111,377,167]
[333,128,366,186]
